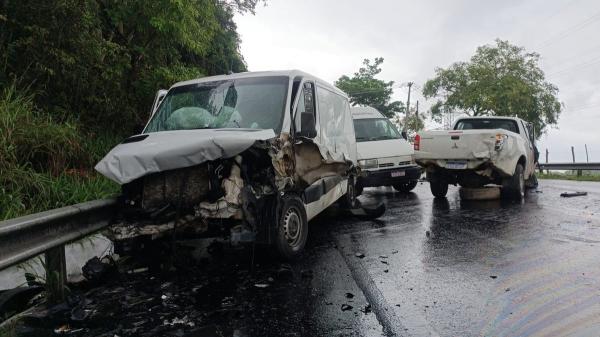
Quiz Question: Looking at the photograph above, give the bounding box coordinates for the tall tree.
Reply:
[335,58,405,118]
[423,39,562,137]
[0,0,255,133]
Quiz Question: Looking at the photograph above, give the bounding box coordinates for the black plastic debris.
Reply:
[341,304,353,311]
[560,191,587,197]
[345,292,354,299]
[361,304,372,314]
[82,256,116,282]
[490,275,498,279]
[355,252,365,258]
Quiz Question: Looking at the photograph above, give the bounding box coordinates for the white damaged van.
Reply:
[351,106,422,194]
[96,71,383,259]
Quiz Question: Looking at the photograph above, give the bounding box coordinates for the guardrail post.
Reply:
[45,244,67,304]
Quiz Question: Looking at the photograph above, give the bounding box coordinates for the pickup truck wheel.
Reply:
[429,179,448,198]
[393,180,418,193]
[502,163,525,200]
[274,196,308,261]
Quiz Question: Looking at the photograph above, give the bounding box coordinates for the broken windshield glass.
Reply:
[144,76,289,133]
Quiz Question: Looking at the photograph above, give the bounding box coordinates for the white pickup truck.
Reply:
[414,116,538,199]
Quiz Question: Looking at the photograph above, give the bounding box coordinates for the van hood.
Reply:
[95,129,276,185]
[356,138,414,161]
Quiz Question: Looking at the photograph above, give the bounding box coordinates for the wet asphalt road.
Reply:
[13,179,600,337]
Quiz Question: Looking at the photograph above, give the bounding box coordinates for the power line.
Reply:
[535,9,600,49]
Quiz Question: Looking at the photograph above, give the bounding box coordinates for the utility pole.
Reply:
[416,100,419,119]
[406,82,414,117]
[585,144,589,162]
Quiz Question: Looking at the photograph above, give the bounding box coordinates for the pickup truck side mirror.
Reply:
[401,130,408,140]
[299,111,317,138]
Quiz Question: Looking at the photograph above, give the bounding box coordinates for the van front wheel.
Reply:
[274,196,308,261]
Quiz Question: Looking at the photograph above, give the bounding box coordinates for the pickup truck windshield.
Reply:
[353,118,401,142]
[144,76,288,133]
[454,118,519,134]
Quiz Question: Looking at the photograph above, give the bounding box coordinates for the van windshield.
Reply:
[454,118,519,133]
[144,76,289,133]
[353,118,401,142]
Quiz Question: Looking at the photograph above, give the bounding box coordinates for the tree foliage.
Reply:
[335,58,405,118]
[423,39,562,136]
[0,0,253,133]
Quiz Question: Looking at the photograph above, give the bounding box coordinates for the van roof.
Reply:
[170,70,347,98]
[351,106,386,119]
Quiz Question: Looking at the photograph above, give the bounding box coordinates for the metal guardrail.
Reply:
[538,162,600,171]
[0,198,117,302]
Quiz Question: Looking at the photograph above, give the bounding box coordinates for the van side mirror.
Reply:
[401,130,408,140]
[299,111,317,138]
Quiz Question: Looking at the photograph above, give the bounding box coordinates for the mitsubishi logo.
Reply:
[452,142,458,149]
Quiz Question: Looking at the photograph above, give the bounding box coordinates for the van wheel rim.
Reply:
[283,208,302,247]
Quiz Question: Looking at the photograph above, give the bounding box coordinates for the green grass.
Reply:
[538,172,600,182]
[0,84,122,221]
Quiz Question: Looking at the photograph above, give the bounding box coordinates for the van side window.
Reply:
[294,82,315,132]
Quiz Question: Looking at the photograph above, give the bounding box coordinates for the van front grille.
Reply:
[378,163,394,168]
[398,161,411,166]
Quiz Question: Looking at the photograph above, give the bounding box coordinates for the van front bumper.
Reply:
[359,165,422,187]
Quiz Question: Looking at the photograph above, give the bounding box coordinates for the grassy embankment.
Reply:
[0,86,120,220]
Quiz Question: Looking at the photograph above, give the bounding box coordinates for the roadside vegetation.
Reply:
[0,0,262,220]
[538,172,600,182]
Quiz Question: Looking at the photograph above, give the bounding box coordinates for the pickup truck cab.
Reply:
[352,106,421,194]
[415,116,537,199]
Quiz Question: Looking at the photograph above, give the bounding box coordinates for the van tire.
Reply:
[502,163,525,200]
[429,176,448,198]
[274,196,308,261]
[339,176,357,209]
[393,180,418,193]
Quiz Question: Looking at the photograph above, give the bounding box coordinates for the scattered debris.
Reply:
[325,301,333,306]
[341,304,353,311]
[355,252,365,258]
[379,255,388,259]
[163,315,195,327]
[391,250,399,254]
[345,292,354,299]
[505,288,510,292]
[53,324,71,334]
[360,304,372,314]
[384,269,389,273]
[127,267,149,274]
[254,283,270,288]
[560,191,587,198]
[380,260,388,265]
[82,256,116,282]
[426,231,431,237]
[490,275,498,279]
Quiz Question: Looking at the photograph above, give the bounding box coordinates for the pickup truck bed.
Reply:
[416,129,522,177]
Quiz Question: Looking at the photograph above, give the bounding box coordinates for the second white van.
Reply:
[351,106,421,194]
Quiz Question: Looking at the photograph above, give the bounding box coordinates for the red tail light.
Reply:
[414,134,420,151]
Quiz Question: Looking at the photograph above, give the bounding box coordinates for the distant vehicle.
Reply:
[414,116,538,199]
[96,70,383,260]
[352,106,422,194]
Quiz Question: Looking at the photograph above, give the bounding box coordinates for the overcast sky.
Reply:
[234,0,600,162]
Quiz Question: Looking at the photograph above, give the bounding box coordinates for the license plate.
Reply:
[391,171,405,177]
[446,161,467,169]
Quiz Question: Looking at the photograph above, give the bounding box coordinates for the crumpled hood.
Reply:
[95,129,276,185]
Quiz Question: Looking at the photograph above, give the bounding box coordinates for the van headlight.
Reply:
[358,159,378,169]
